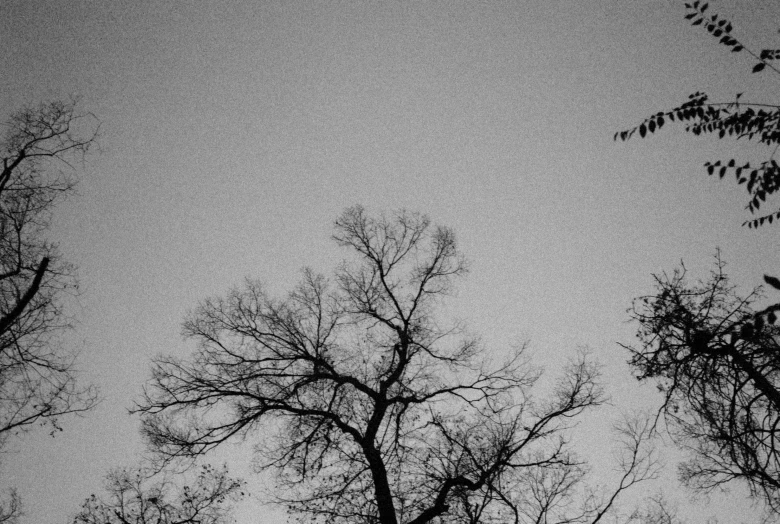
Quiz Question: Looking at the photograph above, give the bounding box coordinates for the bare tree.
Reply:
[138,206,656,523]
[453,415,659,524]
[626,495,683,524]
[71,464,244,524]
[0,99,99,522]
[624,254,780,516]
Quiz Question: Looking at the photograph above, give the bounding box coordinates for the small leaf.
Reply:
[733,45,743,52]
[639,123,647,138]
[753,62,767,73]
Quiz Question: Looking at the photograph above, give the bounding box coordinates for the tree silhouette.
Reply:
[72,464,243,524]
[0,99,99,522]
[138,206,656,523]
[624,254,780,515]
[616,1,780,228]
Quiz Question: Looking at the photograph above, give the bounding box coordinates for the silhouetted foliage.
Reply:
[615,2,780,228]
[0,99,99,522]
[626,495,682,524]
[137,206,657,524]
[624,254,780,515]
[72,464,244,524]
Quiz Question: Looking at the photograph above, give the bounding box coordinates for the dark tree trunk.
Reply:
[364,445,398,524]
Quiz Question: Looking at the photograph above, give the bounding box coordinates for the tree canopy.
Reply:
[0,99,99,523]
[137,206,656,524]
[625,254,780,516]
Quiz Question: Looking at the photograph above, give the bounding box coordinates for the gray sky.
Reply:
[2,1,780,522]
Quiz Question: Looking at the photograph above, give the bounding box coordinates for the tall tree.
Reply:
[616,1,780,228]
[624,254,780,516]
[614,2,780,516]
[71,464,244,524]
[138,206,656,524]
[0,99,99,522]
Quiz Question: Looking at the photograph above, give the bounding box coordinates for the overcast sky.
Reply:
[2,1,780,522]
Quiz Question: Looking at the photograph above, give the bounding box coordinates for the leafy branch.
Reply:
[615,2,780,228]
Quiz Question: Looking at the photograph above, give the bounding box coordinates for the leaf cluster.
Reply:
[615,3,780,228]
[683,1,780,74]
